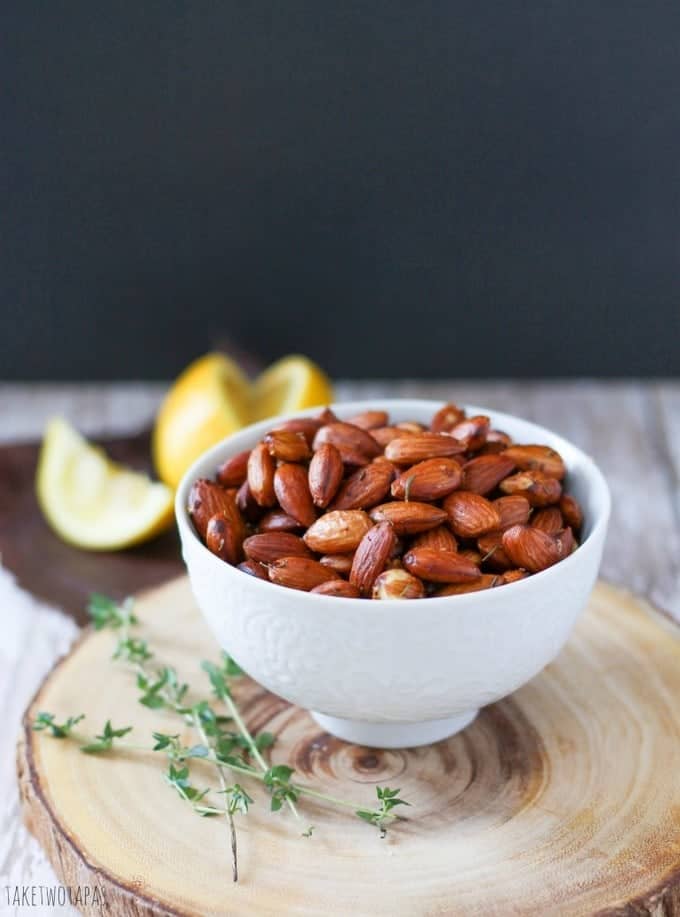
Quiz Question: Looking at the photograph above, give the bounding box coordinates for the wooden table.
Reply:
[1,380,679,915]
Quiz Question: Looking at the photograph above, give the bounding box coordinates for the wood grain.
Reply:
[18,576,680,917]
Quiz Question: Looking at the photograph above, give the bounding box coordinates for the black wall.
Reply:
[3,2,679,380]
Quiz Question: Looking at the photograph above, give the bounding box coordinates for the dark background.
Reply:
[3,2,679,380]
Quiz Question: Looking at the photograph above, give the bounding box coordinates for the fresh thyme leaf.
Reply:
[32,712,84,738]
[201,660,232,701]
[302,825,315,838]
[88,594,136,630]
[356,785,410,836]
[255,731,275,751]
[115,637,152,663]
[80,720,133,754]
[152,732,179,752]
[264,764,299,812]
[223,784,254,815]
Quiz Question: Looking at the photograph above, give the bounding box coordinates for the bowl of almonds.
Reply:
[176,400,610,748]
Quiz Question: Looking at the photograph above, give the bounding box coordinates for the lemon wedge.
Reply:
[252,354,334,422]
[152,353,251,488]
[36,418,174,550]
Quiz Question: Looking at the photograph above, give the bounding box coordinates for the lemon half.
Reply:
[252,354,333,422]
[37,418,174,550]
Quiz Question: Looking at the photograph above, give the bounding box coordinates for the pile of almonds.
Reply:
[188,405,584,599]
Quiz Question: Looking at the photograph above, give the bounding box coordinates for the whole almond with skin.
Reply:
[268,556,341,592]
[236,480,264,522]
[313,422,381,462]
[315,407,339,424]
[319,552,355,575]
[346,410,389,430]
[531,506,564,535]
[403,548,481,584]
[487,429,512,447]
[449,415,490,450]
[462,454,516,495]
[560,494,583,531]
[308,443,344,508]
[502,569,528,584]
[206,511,246,565]
[556,526,576,556]
[370,426,417,448]
[397,421,427,433]
[391,457,463,502]
[436,574,502,596]
[503,444,566,480]
[263,430,311,463]
[311,580,361,598]
[477,532,513,571]
[237,559,269,579]
[247,443,277,507]
[459,548,482,565]
[274,463,317,527]
[258,509,304,533]
[384,433,468,465]
[493,495,531,530]
[243,532,311,564]
[444,491,501,538]
[499,470,562,507]
[502,524,572,572]
[188,479,242,540]
[430,403,466,433]
[216,450,250,488]
[411,525,458,553]
[476,441,508,456]
[303,510,373,554]
[350,521,396,596]
[369,501,448,535]
[270,417,323,445]
[331,461,394,511]
[372,568,425,599]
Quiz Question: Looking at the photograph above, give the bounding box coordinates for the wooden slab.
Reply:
[0,433,183,623]
[17,577,680,917]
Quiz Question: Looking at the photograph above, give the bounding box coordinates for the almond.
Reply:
[237,559,269,580]
[493,495,531,530]
[502,524,571,572]
[384,433,467,465]
[311,580,361,598]
[274,463,317,527]
[188,479,241,539]
[459,548,482,566]
[258,509,304,533]
[403,548,481,584]
[216,450,250,488]
[503,444,566,480]
[350,522,396,596]
[560,494,583,531]
[411,525,458,553]
[370,426,417,448]
[319,552,355,575]
[477,532,513,571]
[430,403,466,433]
[243,532,311,564]
[391,458,462,502]
[247,443,277,506]
[268,557,341,591]
[331,462,394,511]
[499,470,562,507]
[436,574,502,596]
[502,569,528,584]
[270,417,323,445]
[462,454,516,495]
[206,509,246,565]
[487,429,512,447]
[313,422,381,462]
[531,506,564,535]
[369,501,448,535]
[372,568,425,599]
[303,510,373,554]
[236,480,264,522]
[308,443,344,508]
[449,415,490,450]
[443,492,501,538]
[315,407,339,424]
[346,410,389,430]
[263,430,311,463]
[397,421,427,433]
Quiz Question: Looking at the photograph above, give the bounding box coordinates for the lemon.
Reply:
[36,418,174,550]
[252,354,334,422]
[152,353,251,488]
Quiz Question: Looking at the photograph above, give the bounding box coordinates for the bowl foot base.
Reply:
[309,709,479,749]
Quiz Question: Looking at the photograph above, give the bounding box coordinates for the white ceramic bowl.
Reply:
[176,400,610,749]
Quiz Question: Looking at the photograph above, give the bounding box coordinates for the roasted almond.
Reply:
[493,495,531,530]
[531,506,564,535]
[216,450,250,488]
[499,470,562,507]
[487,429,512,447]
[311,580,361,598]
[274,463,317,527]
[236,480,264,522]
[303,510,373,554]
[503,444,566,480]
[430,403,466,433]
[370,425,417,448]
[462,454,516,495]
[397,421,427,433]
[459,548,482,566]
[263,430,311,463]
[189,479,241,539]
[243,532,311,564]
[443,491,501,538]
[372,568,426,599]
[477,532,513,571]
[350,521,396,596]
[268,556,341,591]
[403,548,481,584]
[308,443,344,508]
[270,417,323,445]
[247,443,277,507]
[206,509,246,565]
[502,524,572,572]
[391,458,462,502]
[411,525,458,553]
[313,422,381,462]
[384,433,467,465]
[369,501,448,535]
[560,494,583,531]
[319,552,355,575]
[237,559,269,579]
[315,407,339,424]
[449,415,490,450]
[346,410,389,430]
[332,461,394,511]
[258,509,304,533]
[502,569,529,584]
[436,574,502,596]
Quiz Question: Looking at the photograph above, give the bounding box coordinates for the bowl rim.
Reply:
[175,398,611,608]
